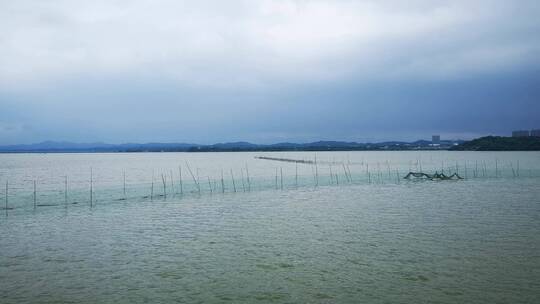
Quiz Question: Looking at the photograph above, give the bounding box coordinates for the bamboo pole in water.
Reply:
[240,169,246,192]
[64,176,68,207]
[196,168,201,194]
[441,160,444,174]
[90,168,93,208]
[495,159,499,178]
[517,160,520,177]
[123,171,126,198]
[5,180,7,216]
[169,170,175,196]
[295,162,298,188]
[151,171,154,201]
[280,167,283,190]
[161,174,167,199]
[510,162,516,178]
[396,169,400,184]
[275,168,278,190]
[329,165,334,185]
[230,169,236,193]
[343,164,350,183]
[314,155,319,187]
[185,162,200,194]
[33,180,36,209]
[245,164,251,192]
[377,162,381,183]
[346,164,353,182]
[178,166,183,195]
[221,169,225,193]
[208,177,213,194]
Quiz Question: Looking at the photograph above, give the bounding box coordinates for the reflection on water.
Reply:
[1,151,539,303]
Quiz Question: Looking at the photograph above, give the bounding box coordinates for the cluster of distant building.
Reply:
[512,129,540,138]
[428,135,460,149]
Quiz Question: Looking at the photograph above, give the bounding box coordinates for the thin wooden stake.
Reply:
[161,174,167,199]
[169,170,175,196]
[441,160,445,174]
[151,171,154,201]
[5,180,8,216]
[178,166,183,195]
[245,164,251,192]
[240,169,246,192]
[221,169,225,193]
[275,168,278,190]
[510,162,516,178]
[123,171,126,198]
[315,155,319,187]
[196,168,201,194]
[90,168,93,208]
[185,162,200,194]
[343,163,350,183]
[280,167,283,190]
[208,177,213,194]
[65,176,68,207]
[230,169,236,193]
[295,162,298,188]
[33,180,37,209]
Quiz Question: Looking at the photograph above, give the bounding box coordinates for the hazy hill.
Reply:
[0,139,462,153]
[451,136,540,151]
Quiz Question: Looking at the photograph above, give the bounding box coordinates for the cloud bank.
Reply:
[1,0,539,144]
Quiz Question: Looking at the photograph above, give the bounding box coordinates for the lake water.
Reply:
[1,151,539,303]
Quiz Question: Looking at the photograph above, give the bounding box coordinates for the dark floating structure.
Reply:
[404,172,464,180]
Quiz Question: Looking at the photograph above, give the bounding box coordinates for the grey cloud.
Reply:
[0,1,539,144]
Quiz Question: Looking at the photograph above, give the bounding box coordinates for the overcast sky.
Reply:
[1,0,539,144]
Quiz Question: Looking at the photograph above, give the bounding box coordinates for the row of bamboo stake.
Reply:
[1,159,530,216]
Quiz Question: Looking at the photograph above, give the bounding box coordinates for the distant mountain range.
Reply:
[0,139,463,153]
